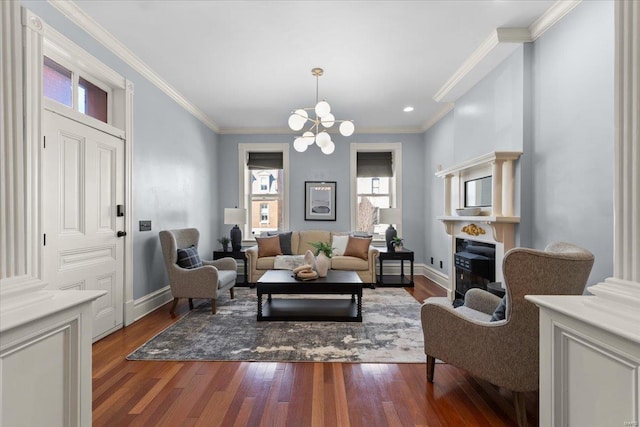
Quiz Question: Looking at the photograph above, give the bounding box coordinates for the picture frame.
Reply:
[305,181,336,221]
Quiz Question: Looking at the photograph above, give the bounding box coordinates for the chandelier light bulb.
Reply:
[302,131,315,146]
[293,137,308,152]
[288,109,308,131]
[321,113,335,128]
[316,131,331,148]
[321,140,335,155]
[315,101,331,118]
[339,120,355,137]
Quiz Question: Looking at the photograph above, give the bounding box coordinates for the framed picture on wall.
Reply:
[305,181,336,221]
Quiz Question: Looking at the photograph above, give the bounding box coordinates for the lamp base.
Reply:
[385,225,397,252]
[230,225,242,252]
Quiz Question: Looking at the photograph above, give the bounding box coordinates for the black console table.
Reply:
[213,249,249,286]
[377,247,414,287]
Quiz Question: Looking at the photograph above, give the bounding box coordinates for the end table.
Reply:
[376,247,414,287]
[213,249,249,286]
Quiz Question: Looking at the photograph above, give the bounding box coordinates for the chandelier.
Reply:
[288,68,355,155]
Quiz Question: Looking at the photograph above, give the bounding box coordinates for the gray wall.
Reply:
[22,1,220,299]
[423,0,614,286]
[529,0,614,285]
[218,133,427,262]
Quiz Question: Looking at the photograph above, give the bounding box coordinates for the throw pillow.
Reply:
[177,245,203,269]
[267,231,293,255]
[343,236,372,260]
[490,296,508,321]
[332,235,349,256]
[256,235,283,257]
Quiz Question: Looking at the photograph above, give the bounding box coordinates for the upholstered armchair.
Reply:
[159,228,237,315]
[421,242,594,427]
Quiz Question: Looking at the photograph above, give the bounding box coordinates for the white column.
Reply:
[443,175,452,216]
[491,160,503,216]
[501,160,514,217]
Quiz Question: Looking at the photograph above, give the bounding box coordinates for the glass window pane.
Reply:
[43,57,72,107]
[249,169,282,235]
[78,77,108,123]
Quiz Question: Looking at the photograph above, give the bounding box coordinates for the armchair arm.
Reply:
[463,288,502,315]
[168,264,220,298]
[202,258,237,271]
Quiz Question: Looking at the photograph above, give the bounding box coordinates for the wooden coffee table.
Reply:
[256,270,363,322]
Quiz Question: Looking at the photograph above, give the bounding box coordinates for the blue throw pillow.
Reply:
[177,245,202,269]
[490,296,507,321]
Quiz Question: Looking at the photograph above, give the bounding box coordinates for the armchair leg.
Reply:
[211,299,216,315]
[169,298,179,315]
[513,391,528,427]
[188,298,194,310]
[230,287,235,299]
[426,355,436,383]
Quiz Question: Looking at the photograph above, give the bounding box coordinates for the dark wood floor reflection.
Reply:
[93,276,537,426]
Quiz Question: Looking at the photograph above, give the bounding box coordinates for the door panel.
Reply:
[44,110,124,339]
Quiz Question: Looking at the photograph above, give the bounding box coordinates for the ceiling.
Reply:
[69,0,557,134]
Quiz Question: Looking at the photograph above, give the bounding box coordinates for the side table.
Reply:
[213,249,249,286]
[376,247,414,287]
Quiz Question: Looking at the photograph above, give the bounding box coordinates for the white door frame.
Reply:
[22,8,136,327]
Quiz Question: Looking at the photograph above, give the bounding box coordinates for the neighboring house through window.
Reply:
[350,144,402,241]
[238,144,290,239]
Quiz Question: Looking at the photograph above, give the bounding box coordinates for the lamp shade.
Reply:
[379,208,401,225]
[224,208,246,225]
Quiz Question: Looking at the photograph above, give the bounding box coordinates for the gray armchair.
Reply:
[421,242,594,427]
[159,228,237,315]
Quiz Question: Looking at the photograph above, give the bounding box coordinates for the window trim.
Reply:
[350,143,402,241]
[238,143,290,241]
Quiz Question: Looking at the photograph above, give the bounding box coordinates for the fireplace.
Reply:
[454,239,496,300]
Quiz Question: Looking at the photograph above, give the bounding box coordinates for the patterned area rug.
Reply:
[127,287,426,363]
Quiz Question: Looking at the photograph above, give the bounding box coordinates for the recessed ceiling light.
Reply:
[403,106,414,112]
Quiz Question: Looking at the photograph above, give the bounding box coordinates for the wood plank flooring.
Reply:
[93,276,538,426]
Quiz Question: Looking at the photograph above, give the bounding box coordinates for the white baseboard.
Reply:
[420,264,450,292]
[124,285,173,326]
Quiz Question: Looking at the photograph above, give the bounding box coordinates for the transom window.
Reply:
[43,55,110,124]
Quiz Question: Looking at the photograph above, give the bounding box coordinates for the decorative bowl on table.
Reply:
[455,207,481,216]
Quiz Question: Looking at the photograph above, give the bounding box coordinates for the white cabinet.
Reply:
[1,290,104,427]
[527,295,640,427]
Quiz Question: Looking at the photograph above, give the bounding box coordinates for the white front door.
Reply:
[43,110,125,339]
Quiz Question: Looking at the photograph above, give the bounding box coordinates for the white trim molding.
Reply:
[46,0,220,133]
[125,285,173,324]
[433,0,582,103]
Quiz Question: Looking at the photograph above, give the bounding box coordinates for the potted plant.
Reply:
[217,236,231,252]
[308,241,333,277]
[392,237,404,251]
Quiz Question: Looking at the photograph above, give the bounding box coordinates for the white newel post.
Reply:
[527,2,640,425]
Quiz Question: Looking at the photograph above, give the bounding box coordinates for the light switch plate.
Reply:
[139,220,151,231]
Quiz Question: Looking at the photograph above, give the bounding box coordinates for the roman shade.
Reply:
[247,152,283,170]
[357,152,393,177]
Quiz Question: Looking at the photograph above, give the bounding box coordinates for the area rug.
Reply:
[127,287,426,363]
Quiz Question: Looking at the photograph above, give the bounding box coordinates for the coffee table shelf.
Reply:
[256,270,363,322]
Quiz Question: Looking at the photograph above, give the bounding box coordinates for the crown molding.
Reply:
[219,126,425,135]
[46,0,220,133]
[433,0,582,104]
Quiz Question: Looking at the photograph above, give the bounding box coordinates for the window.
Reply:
[350,144,402,241]
[43,55,110,123]
[239,144,290,239]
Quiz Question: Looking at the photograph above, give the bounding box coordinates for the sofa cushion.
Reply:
[217,270,237,289]
[267,231,293,255]
[331,235,349,256]
[177,245,203,269]
[297,230,331,255]
[256,256,276,270]
[331,255,369,271]
[343,236,372,260]
[256,235,283,257]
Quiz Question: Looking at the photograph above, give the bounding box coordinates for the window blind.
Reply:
[357,152,393,177]
[247,152,283,170]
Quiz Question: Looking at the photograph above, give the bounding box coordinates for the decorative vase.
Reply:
[315,252,330,278]
[304,250,316,270]
[222,243,229,252]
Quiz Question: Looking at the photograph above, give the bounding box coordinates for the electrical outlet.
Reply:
[430,257,434,264]
[440,260,443,268]
[139,220,151,231]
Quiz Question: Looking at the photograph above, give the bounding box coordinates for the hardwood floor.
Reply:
[93,276,538,426]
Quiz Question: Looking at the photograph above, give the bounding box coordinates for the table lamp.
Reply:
[379,208,401,251]
[224,208,247,251]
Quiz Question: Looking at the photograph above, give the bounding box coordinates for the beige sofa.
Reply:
[246,230,379,285]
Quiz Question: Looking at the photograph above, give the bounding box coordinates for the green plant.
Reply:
[392,236,404,247]
[308,241,333,258]
[217,236,230,246]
